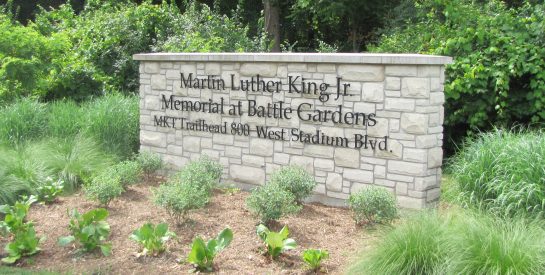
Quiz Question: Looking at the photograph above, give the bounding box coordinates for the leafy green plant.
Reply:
[269,165,317,203]
[256,224,297,260]
[302,249,329,272]
[35,177,64,204]
[348,187,397,225]
[129,222,175,257]
[0,196,42,264]
[84,174,124,207]
[136,151,163,179]
[246,183,301,224]
[153,182,209,224]
[58,208,112,256]
[0,196,36,236]
[187,228,233,271]
[2,224,42,264]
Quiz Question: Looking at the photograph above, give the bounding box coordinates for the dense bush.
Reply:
[246,183,301,224]
[348,187,398,225]
[0,0,263,102]
[371,0,545,152]
[448,128,545,217]
[269,165,316,204]
[350,210,545,274]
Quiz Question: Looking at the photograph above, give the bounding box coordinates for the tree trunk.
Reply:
[263,0,281,52]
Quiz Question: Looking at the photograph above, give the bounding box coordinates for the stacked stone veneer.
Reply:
[134,53,452,209]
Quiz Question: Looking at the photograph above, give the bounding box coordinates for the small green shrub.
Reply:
[448,128,545,217]
[187,228,233,271]
[348,187,397,225]
[110,160,142,187]
[153,182,209,224]
[176,157,223,193]
[0,98,47,146]
[58,208,111,256]
[0,196,42,264]
[83,94,139,159]
[246,183,301,224]
[269,165,316,203]
[256,224,297,260]
[352,211,449,274]
[130,222,176,257]
[35,177,64,204]
[302,249,329,272]
[84,174,124,207]
[136,151,164,179]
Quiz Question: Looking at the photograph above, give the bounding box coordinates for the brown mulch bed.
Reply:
[2,178,375,274]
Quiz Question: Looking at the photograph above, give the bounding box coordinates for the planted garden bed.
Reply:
[1,177,370,274]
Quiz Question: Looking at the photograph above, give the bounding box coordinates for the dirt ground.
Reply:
[1,178,375,274]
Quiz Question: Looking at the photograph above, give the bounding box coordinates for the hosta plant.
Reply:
[58,208,112,256]
[36,177,64,204]
[2,224,42,264]
[187,228,233,272]
[0,196,36,235]
[256,224,297,259]
[130,222,176,256]
[302,249,329,271]
[0,196,42,264]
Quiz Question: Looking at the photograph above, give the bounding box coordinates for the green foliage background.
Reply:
[370,0,545,152]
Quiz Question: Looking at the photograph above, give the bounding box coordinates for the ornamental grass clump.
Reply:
[0,98,47,146]
[446,212,545,274]
[448,128,545,217]
[269,165,316,203]
[350,211,449,275]
[348,187,397,225]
